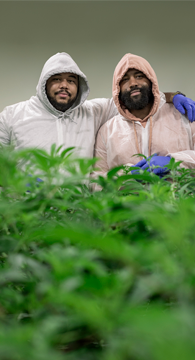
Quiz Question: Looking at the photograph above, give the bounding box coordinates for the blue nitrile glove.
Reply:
[173,94,195,122]
[141,155,171,175]
[131,158,147,174]
[36,177,43,183]
[26,176,43,189]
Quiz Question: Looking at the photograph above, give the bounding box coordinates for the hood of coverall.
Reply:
[36,52,90,116]
[112,53,161,125]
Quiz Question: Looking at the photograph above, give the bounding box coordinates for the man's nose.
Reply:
[60,79,68,88]
[129,76,138,88]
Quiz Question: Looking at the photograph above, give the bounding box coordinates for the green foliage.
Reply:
[1,144,195,360]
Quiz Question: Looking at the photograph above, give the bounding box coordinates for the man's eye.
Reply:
[136,74,144,79]
[53,78,60,81]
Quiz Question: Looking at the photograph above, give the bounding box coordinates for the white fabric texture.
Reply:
[0,52,117,158]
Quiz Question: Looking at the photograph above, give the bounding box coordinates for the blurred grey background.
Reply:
[0,1,194,111]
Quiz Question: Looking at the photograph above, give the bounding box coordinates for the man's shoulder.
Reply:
[0,96,42,118]
[2,99,27,112]
[84,98,112,106]
[160,102,182,115]
[83,97,116,112]
[1,96,33,111]
[98,114,122,132]
[104,113,123,125]
[156,102,189,123]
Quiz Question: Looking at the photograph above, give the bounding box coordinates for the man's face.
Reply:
[46,72,78,112]
[119,68,153,111]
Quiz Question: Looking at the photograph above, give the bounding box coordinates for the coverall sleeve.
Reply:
[89,126,108,192]
[94,123,134,177]
[87,98,118,135]
[94,125,109,176]
[167,121,195,169]
[0,107,12,145]
[92,124,135,191]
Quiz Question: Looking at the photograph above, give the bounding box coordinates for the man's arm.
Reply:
[94,124,135,175]
[164,92,184,103]
[0,107,11,145]
[87,98,118,134]
[166,121,195,169]
[90,94,195,134]
[134,117,195,175]
[165,92,195,122]
[94,126,109,176]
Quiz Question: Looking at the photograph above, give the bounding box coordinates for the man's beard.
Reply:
[47,93,77,112]
[119,84,154,111]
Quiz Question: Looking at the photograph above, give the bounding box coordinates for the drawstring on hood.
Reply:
[112,53,161,157]
[36,52,90,117]
[133,116,153,157]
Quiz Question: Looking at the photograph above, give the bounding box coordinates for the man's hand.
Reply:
[131,158,147,175]
[173,94,195,122]
[131,155,171,176]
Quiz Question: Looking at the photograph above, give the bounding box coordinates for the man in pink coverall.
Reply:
[94,53,195,177]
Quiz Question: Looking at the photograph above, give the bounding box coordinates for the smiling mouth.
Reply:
[130,89,141,96]
[56,91,70,97]
[59,93,68,98]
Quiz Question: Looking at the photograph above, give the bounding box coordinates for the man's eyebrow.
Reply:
[68,74,78,79]
[134,70,144,75]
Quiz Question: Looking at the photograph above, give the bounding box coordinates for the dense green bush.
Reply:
[1,144,195,360]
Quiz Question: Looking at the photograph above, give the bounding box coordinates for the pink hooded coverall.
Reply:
[94,53,195,175]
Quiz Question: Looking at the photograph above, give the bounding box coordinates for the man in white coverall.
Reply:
[0,52,194,159]
[94,53,195,176]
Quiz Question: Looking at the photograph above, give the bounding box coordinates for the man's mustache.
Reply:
[55,90,71,96]
[129,87,142,95]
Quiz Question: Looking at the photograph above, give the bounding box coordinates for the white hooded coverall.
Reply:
[0,52,117,158]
